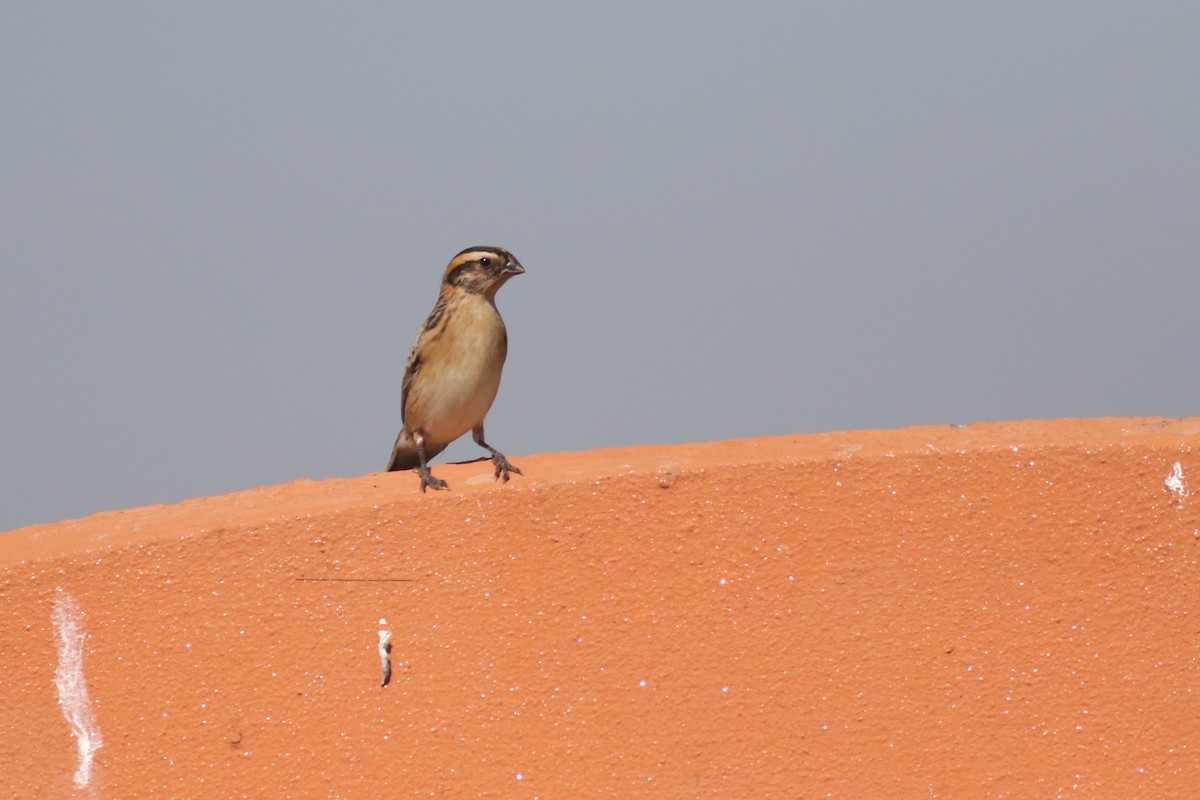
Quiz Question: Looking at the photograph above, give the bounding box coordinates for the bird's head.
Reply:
[442,246,525,300]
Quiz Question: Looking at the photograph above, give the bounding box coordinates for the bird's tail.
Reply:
[387,432,420,472]
[387,431,446,472]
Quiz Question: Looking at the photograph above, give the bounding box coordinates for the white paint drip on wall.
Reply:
[52,589,103,788]
[1165,462,1187,498]
[379,618,393,687]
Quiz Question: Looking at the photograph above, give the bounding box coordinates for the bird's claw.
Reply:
[418,468,449,493]
[491,453,522,483]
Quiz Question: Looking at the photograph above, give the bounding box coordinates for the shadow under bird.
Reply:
[387,246,525,492]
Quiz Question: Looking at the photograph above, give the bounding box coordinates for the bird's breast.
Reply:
[409,298,508,445]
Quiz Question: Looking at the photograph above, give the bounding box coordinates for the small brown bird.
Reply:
[387,246,525,491]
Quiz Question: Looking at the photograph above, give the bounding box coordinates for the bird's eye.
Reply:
[480,257,491,266]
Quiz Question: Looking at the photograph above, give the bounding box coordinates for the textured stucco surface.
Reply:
[3,417,1199,798]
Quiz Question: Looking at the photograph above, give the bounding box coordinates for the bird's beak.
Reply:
[504,258,525,276]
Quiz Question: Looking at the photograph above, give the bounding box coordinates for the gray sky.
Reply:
[3,3,1198,532]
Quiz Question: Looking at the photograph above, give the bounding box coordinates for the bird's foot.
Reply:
[417,466,449,493]
[490,452,523,483]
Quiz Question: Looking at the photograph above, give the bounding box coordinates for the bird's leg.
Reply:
[472,423,522,483]
[415,432,448,492]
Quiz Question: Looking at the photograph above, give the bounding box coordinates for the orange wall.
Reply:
[3,417,1199,798]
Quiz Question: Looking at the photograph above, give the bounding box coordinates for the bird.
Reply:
[386,245,525,492]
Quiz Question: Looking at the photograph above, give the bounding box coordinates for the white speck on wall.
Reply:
[1165,462,1187,498]
[52,589,103,788]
